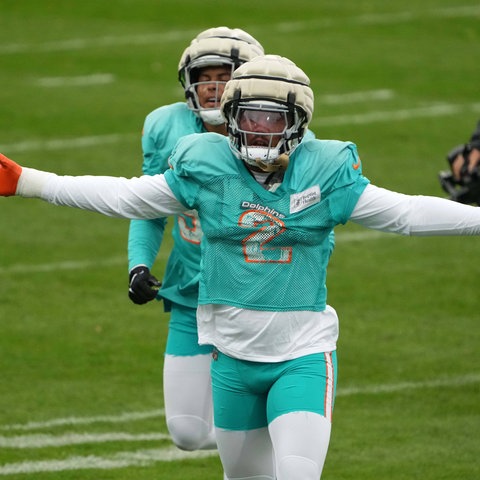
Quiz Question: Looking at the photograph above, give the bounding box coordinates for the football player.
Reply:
[3,55,480,479]
[127,26,264,462]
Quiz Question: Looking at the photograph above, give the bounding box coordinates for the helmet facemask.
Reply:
[227,99,307,172]
[181,55,236,126]
[178,28,265,127]
[220,55,314,172]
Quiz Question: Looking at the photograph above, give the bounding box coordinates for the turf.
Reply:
[0,1,479,479]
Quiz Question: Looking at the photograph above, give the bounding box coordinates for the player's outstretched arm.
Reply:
[0,153,186,220]
[351,184,480,236]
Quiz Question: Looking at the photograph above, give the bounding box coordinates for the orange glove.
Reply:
[0,153,22,196]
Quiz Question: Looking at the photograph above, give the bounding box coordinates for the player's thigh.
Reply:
[210,351,269,430]
[267,351,337,423]
[269,411,332,480]
[216,427,275,479]
[163,353,214,422]
[163,303,214,418]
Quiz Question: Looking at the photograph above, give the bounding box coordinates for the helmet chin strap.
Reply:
[255,153,289,172]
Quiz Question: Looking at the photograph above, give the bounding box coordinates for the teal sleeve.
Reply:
[327,145,370,225]
[163,134,207,209]
[127,111,171,272]
[141,130,169,175]
[141,110,171,175]
[128,218,167,271]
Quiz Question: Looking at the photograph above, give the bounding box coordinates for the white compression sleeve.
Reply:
[215,427,275,479]
[16,167,55,198]
[269,412,331,480]
[16,168,186,219]
[350,184,480,236]
[163,354,216,451]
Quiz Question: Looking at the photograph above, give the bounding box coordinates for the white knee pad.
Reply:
[167,415,215,451]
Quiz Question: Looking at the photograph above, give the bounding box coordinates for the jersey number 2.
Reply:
[239,210,292,263]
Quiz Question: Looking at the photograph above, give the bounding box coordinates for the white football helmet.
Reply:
[220,55,314,170]
[178,27,264,125]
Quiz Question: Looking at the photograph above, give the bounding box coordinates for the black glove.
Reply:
[128,266,161,305]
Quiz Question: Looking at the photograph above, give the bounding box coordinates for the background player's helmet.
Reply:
[220,55,314,170]
[178,27,264,126]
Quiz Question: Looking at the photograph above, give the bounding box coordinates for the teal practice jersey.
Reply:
[129,102,205,308]
[165,133,369,312]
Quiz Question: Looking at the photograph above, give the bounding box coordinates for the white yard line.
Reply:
[0,256,127,274]
[1,102,478,154]
[1,6,479,55]
[318,89,394,105]
[0,373,478,474]
[34,74,115,87]
[0,231,388,276]
[0,373,477,474]
[2,372,479,433]
[0,447,217,475]
[1,409,165,432]
[311,102,480,127]
[0,432,171,449]
[0,133,136,154]
[0,30,196,55]
[276,5,480,32]
[337,372,480,397]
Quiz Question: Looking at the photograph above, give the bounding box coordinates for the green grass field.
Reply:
[1,1,479,478]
